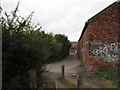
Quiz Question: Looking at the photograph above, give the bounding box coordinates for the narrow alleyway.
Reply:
[40,53,117,89]
[41,53,96,88]
[46,53,80,73]
[41,53,80,88]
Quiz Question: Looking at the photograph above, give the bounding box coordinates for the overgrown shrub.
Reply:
[93,66,120,88]
[2,3,71,89]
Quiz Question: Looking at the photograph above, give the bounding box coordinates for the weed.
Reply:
[93,66,120,88]
[59,79,77,88]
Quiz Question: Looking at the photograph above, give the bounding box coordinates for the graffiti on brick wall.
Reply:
[90,41,120,62]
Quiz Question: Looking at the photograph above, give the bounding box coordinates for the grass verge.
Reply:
[93,66,120,88]
[59,79,77,88]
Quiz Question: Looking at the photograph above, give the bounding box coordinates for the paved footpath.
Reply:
[41,53,99,88]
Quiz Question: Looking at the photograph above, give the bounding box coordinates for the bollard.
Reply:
[77,72,84,88]
[77,76,80,88]
[61,65,64,80]
[84,65,92,78]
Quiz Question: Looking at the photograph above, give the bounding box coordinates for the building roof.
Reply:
[88,2,117,23]
[78,1,119,42]
[70,42,78,46]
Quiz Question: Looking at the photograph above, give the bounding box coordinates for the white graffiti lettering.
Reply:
[91,42,120,62]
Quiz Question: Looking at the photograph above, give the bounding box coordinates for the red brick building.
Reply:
[69,42,77,53]
[77,1,120,72]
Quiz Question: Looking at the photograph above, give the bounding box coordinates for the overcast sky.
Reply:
[1,0,116,41]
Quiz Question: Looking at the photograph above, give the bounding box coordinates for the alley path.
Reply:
[41,53,117,89]
[46,53,80,73]
[41,53,84,88]
[41,53,101,88]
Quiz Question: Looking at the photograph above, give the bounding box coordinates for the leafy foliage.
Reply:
[93,66,120,88]
[2,3,71,89]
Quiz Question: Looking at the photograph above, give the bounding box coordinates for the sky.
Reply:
[1,0,117,41]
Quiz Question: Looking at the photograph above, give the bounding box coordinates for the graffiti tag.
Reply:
[91,41,120,62]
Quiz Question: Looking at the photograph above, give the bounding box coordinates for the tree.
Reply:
[2,3,71,89]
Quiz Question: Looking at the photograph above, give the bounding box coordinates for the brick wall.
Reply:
[77,2,120,72]
[69,42,77,53]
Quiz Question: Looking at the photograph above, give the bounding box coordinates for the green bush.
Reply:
[93,66,120,88]
[2,3,71,89]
